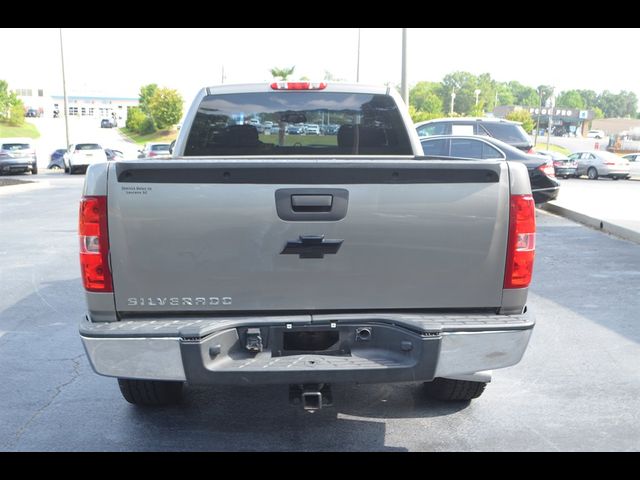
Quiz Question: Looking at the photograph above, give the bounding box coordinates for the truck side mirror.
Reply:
[169,140,176,155]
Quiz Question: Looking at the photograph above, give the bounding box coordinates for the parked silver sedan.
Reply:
[568,150,630,180]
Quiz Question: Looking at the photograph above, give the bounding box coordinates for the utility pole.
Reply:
[356,28,361,83]
[221,65,226,84]
[546,94,555,150]
[59,28,70,149]
[534,88,542,146]
[400,28,408,106]
[450,89,456,115]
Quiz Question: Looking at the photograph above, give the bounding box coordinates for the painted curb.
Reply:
[540,202,640,245]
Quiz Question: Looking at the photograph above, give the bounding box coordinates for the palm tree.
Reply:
[270,66,296,81]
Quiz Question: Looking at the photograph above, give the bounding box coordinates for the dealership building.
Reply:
[12,84,138,124]
[493,105,596,136]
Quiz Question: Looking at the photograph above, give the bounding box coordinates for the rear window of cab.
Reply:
[184,91,413,157]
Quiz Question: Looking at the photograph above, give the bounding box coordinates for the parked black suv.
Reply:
[415,117,534,153]
[101,119,115,128]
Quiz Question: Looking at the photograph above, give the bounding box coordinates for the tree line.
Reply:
[408,71,638,122]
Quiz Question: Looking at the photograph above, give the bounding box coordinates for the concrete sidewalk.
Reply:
[540,178,640,244]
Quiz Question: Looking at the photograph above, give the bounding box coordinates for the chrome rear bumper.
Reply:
[80,312,534,384]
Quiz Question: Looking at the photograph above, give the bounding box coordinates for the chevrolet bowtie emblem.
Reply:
[281,235,343,259]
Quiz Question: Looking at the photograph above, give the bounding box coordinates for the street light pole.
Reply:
[546,93,555,150]
[356,28,361,83]
[400,28,408,106]
[59,28,70,149]
[450,90,456,115]
[534,88,542,146]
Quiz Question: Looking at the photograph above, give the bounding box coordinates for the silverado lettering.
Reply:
[126,297,232,307]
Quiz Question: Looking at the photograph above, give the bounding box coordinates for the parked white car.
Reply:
[64,143,108,174]
[137,143,172,159]
[305,124,320,135]
[569,150,630,180]
[586,129,606,139]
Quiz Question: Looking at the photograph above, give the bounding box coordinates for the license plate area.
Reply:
[270,325,351,357]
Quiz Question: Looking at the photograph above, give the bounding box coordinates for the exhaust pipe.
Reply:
[356,327,372,341]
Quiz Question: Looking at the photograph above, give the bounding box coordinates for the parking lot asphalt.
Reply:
[1,171,639,451]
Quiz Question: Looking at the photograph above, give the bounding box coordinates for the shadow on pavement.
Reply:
[117,381,468,451]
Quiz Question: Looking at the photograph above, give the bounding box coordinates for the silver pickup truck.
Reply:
[79,82,536,410]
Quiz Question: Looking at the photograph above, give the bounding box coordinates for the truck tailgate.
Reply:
[107,160,510,314]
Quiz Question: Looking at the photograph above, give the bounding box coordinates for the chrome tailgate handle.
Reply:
[275,189,348,221]
[291,194,333,212]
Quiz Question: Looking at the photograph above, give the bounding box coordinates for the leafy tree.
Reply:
[507,81,538,106]
[440,71,479,115]
[409,81,444,116]
[408,105,442,123]
[470,100,485,117]
[139,116,156,135]
[270,66,296,80]
[495,83,515,107]
[576,89,598,108]
[592,107,604,119]
[0,79,21,122]
[148,88,183,130]
[506,110,535,134]
[595,90,637,118]
[476,73,497,111]
[138,84,158,115]
[8,101,25,126]
[536,85,554,106]
[619,90,638,117]
[556,90,585,109]
[125,106,146,132]
[0,79,25,125]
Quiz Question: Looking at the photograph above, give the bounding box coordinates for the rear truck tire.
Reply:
[32,165,38,175]
[117,378,184,406]
[612,176,619,180]
[587,167,598,180]
[424,378,487,401]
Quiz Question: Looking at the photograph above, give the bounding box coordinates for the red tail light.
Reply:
[537,162,556,177]
[504,194,536,289]
[604,162,616,165]
[148,151,157,157]
[79,196,112,292]
[270,81,327,90]
[527,148,534,154]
